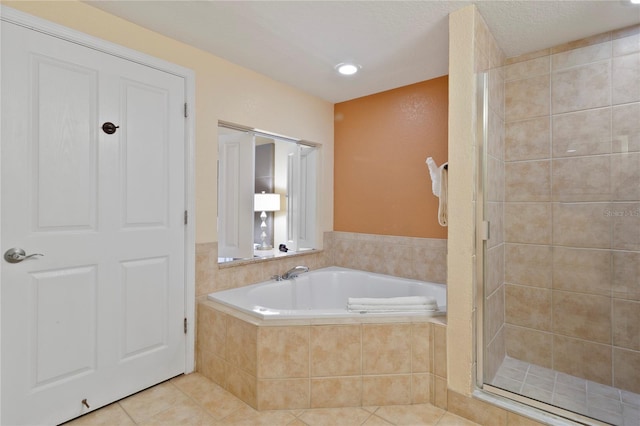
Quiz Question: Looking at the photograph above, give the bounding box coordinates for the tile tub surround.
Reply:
[196,232,447,299]
[196,300,448,411]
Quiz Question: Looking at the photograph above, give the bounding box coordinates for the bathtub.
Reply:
[207,266,446,320]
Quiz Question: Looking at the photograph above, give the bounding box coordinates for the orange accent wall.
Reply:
[334,76,448,239]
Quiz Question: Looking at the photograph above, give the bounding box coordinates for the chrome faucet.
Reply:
[280,265,309,280]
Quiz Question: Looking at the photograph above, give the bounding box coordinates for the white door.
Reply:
[1,21,186,425]
[218,130,255,260]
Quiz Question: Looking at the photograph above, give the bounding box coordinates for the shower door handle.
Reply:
[4,248,44,264]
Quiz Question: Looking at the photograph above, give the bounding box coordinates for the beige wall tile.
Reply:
[505,75,550,122]
[361,375,411,406]
[612,52,640,105]
[225,316,257,375]
[505,285,552,331]
[552,202,611,249]
[552,247,611,296]
[197,351,226,387]
[613,299,640,351]
[505,56,549,81]
[505,117,550,161]
[612,203,640,250]
[411,373,433,404]
[552,61,610,114]
[257,326,309,379]
[612,251,640,301]
[310,377,362,408]
[362,324,411,374]
[486,286,505,342]
[197,303,226,358]
[507,412,547,426]
[612,153,640,201]
[485,328,506,381]
[506,49,551,66]
[257,378,310,410]
[553,290,611,344]
[487,156,505,202]
[552,108,612,157]
[196,243,217,297]
[411,323,432,373]
[504,203,552,245]
[486,244,505,295]
[433,376,448,409]
[487,108,505,160]
[447,391,508,426]
[433,324,447,379]
[552,156,611,202]
[505,325,553,368]
[224,364,257,408]
[552,42,611,71]
[412,246,447,283]
[613,103,640,153]
[505,244,552,288]
[553,335,612,385]
[505,160,550,202]
[613,347,640,393]
[310,325,361,377]
[486,202,504,249]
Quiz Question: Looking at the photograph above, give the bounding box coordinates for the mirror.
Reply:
[217,122,318,263]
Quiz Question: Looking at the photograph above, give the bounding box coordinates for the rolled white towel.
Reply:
[347,296,436,306]
[348,304,438,312]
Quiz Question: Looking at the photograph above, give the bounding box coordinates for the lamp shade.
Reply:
[254,192,281,212]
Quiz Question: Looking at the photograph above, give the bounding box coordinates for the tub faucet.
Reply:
[281,265,309,280]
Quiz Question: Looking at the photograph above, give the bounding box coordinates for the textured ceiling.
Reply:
[86,1,640,103]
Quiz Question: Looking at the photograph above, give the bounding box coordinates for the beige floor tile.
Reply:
[220,404,297,425]
[298,407,372,426]
[287,420,308,426]
[119,382,191,423]
[436,412,481,425]
[64,403,135,426]
[138,398,219,426]
[375,404,445,425]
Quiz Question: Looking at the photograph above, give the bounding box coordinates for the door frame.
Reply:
[0,4,197,415]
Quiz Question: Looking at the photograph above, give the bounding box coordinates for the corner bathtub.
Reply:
[207,266,446,320]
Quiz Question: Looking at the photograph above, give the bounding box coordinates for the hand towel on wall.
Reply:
[425,157,448,227]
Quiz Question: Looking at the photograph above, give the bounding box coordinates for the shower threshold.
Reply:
[490,357,639,425]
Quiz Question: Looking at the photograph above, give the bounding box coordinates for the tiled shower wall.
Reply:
[502,25,640,393]
[476,10,507,383]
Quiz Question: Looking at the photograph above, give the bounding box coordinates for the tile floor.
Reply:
[492,357,640,426]
[64,372,480,426]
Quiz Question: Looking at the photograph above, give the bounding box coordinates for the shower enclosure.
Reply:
[478,26,640,426]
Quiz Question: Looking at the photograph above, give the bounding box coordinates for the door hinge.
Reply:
[184,210,188,225]
[184,318,188,334]
[184,103,188,118]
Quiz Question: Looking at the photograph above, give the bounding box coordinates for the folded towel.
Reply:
[347,296,436,306]
[348,304,438,312]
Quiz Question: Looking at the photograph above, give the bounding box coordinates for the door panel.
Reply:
[1,21,186,425]
[31,266,97,387]
[34,56,99,231]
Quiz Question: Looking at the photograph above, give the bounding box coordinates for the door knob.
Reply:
[4,248,44,264]
[102,122,119,134]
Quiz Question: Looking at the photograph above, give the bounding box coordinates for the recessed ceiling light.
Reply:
[631,0,640,4]
[335,63,360,76]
